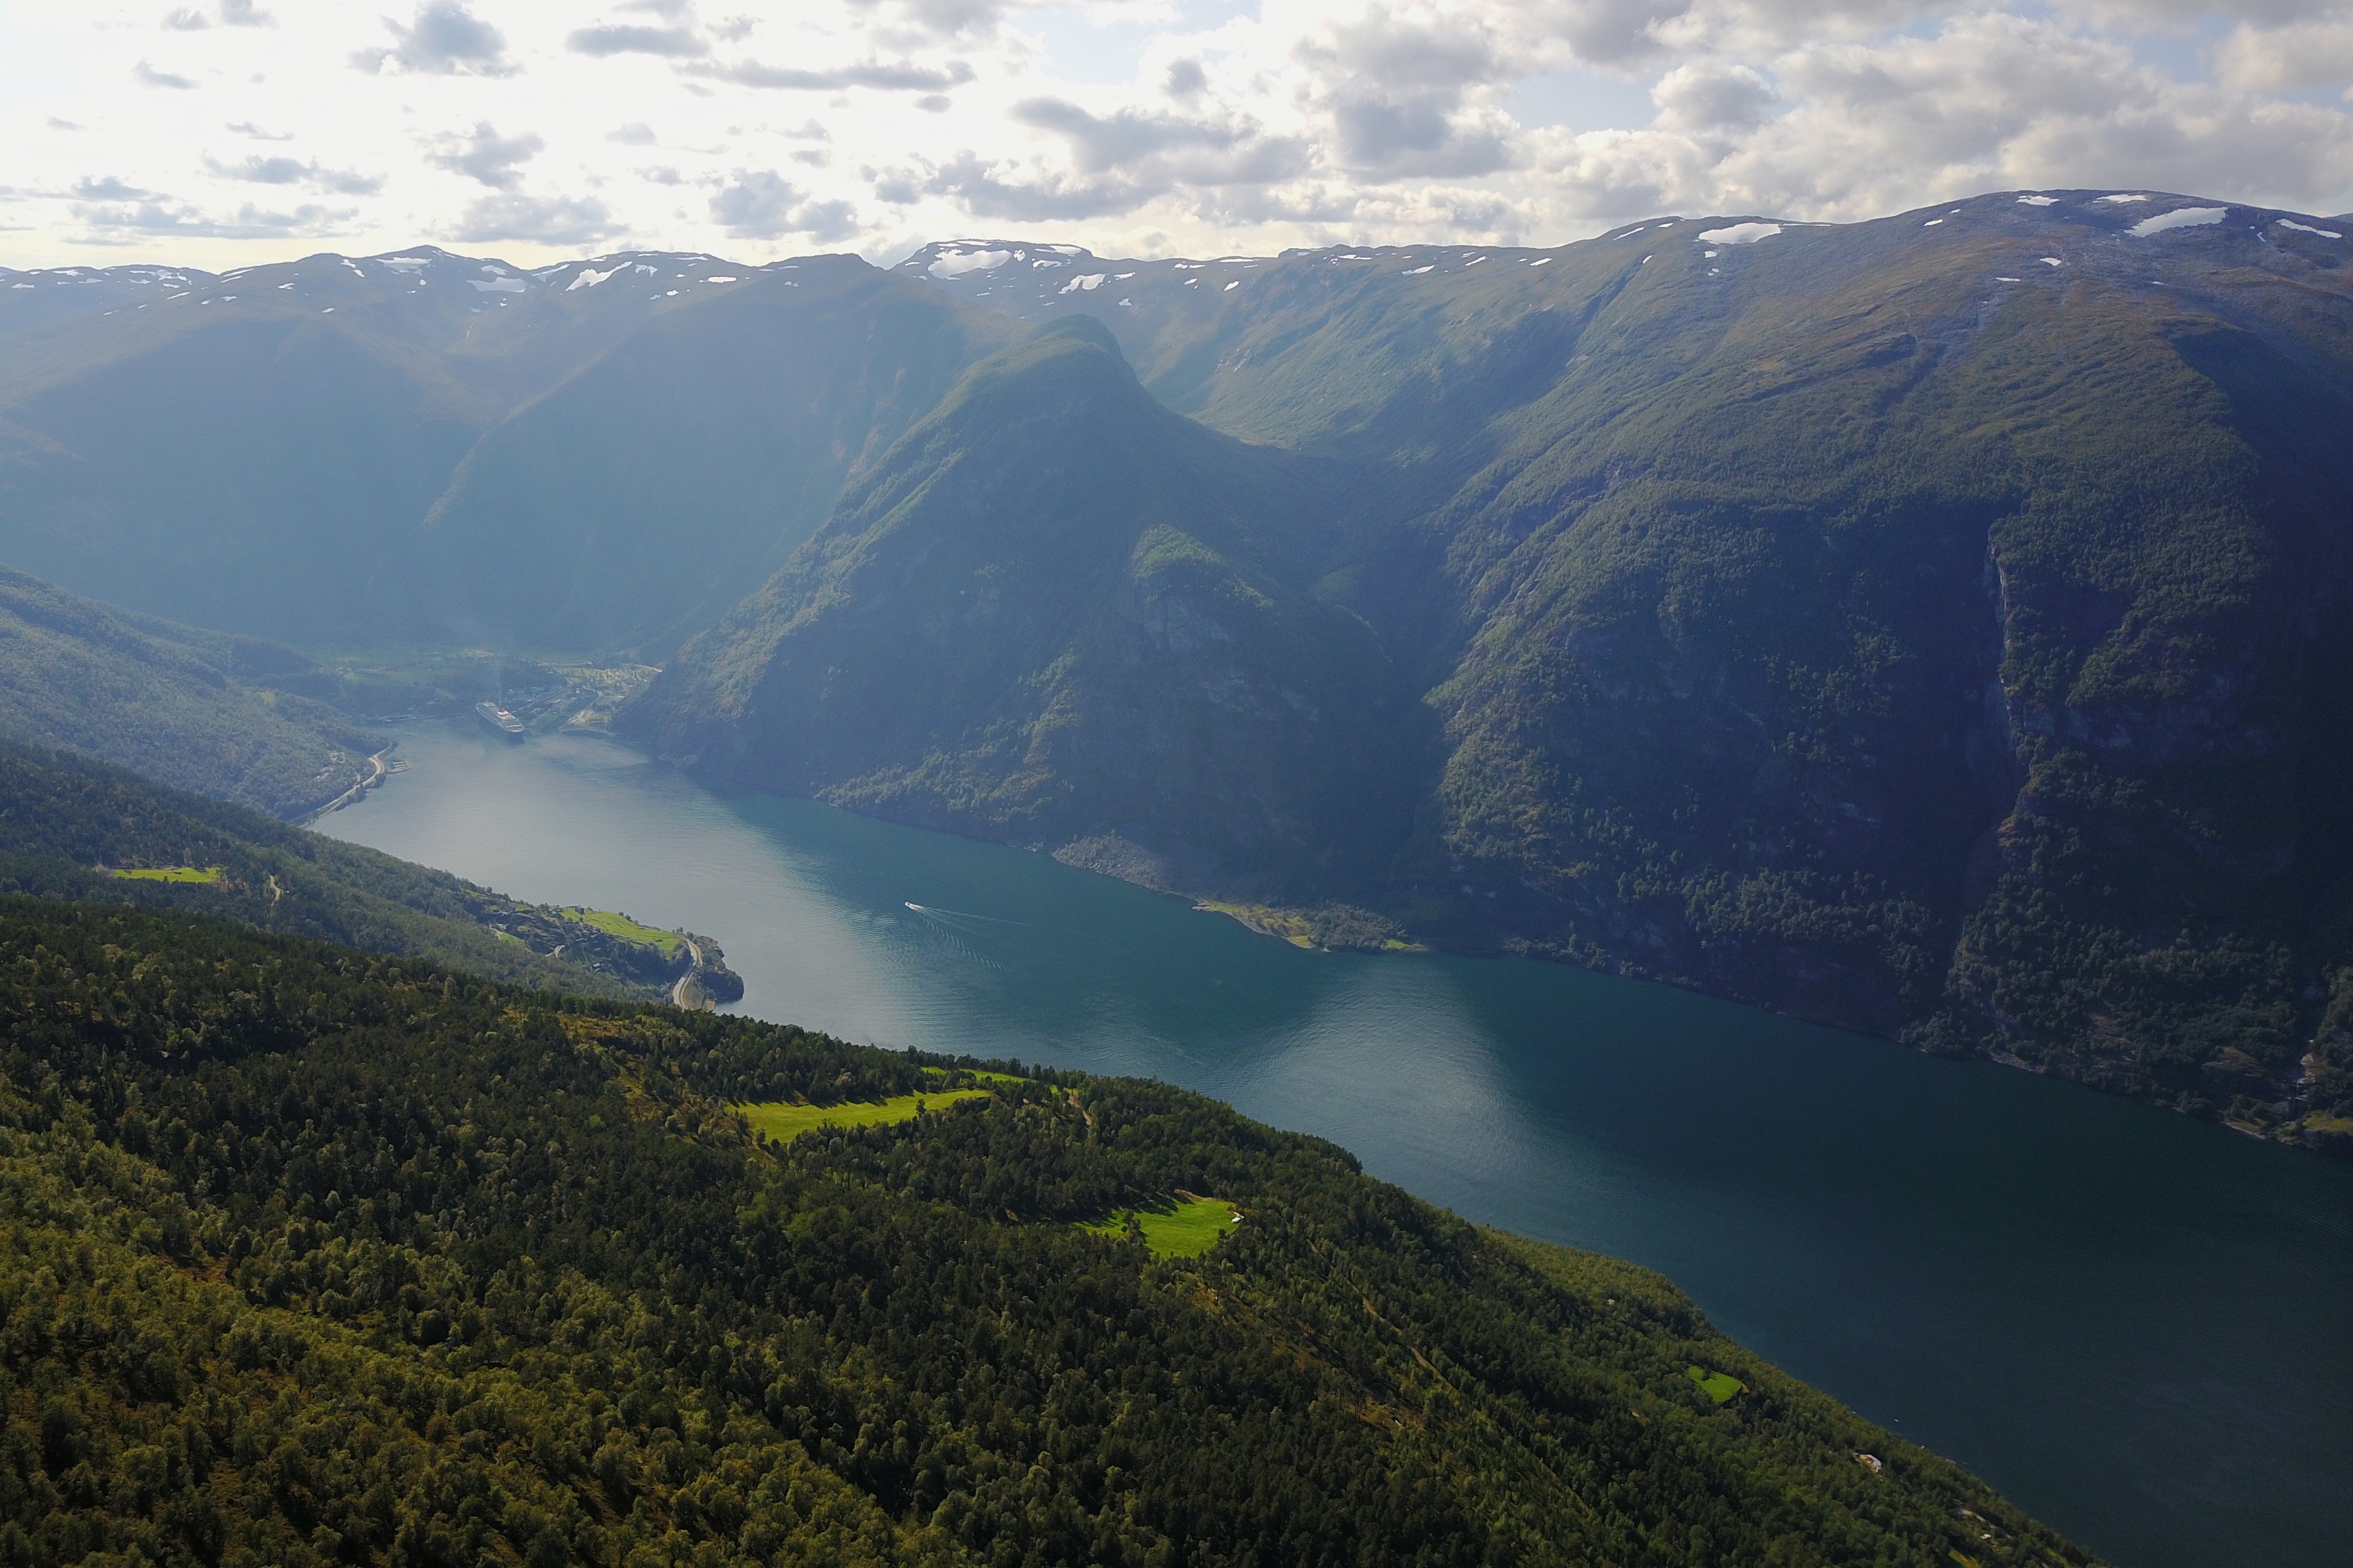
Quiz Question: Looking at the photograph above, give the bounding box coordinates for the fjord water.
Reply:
[319,722,2353,1568]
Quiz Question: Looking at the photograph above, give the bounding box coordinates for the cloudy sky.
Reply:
[4,0,2349,269]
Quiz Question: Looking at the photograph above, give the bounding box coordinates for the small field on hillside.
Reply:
[1078,1195,1242,1258]
[107,865,222,883]
[564,907,684,956]
[736,1089,992,1143]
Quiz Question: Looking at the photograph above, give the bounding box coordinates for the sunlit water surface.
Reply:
[318,722,2353,1568]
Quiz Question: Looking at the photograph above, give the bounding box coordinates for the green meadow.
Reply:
[1078,1195,1242,1259]
[562,906,685,956]
[107,865,222,884]
[736,1089,992,1144]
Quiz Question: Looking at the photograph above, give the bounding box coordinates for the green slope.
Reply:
[626,317,1417,908]
[0,738,696,1002]
[0,897,2099,1567]
[0,563,384,819]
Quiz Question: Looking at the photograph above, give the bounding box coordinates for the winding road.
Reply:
[308,749,391,820]
[672,938,710,1009]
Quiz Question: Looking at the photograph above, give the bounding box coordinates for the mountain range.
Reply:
[5,188,2349,1147]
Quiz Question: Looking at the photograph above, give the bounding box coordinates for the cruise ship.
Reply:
[474,700,527,738]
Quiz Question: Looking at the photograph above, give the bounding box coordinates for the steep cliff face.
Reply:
[1932,307,2353,1129]
[1403,206,2353,1139]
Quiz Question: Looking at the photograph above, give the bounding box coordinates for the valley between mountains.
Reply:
[5,187,2351,1153]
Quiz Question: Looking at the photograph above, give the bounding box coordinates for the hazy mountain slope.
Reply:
[626,318,1418,902]
[0,251,510,642]
[0,248,1012,652]
[0,262,211,343]
[710,192,2353,1142]
[0,895,2100,1568]
[0,738,688,1001]
[0,563,382,818]
[421,255,1019,651]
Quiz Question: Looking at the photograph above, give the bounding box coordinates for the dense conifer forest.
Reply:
[0,899,2096,1566]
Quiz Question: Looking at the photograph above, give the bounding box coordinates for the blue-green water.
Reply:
[319,721,2353,1568]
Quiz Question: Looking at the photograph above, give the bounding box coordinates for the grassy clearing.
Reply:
[1198,901,1318,949]
[737,1090,992,1144]
[1078,1195,1242,1258]
[106,866,222,884]
[1195,901,1424,953]
[563,907,684,957]
[1688,1367,1745,1404]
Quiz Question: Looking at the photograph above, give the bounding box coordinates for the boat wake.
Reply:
[904,900,1040,929]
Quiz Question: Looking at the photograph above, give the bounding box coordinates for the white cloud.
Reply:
[133,60,198,89]
[353,1,516,77]
[71,195,356,241]
[570,23,709,58]
[2216,15,2353,92]
[1523,9,2353,221]
[0,0,2344,271]
[454,192,624,243]
[703,58,978,91]
[205,153,385,195]
[709,170,859,238]
[168,1,274,28]
[426,123,544,189]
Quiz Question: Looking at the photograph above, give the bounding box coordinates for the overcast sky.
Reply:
[4,0,2348,269]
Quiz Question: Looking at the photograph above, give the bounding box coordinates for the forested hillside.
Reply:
[0,739,701,1002]
[0,897,2096,1567]
[627,318,1415,910]
[0,566,380,819]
